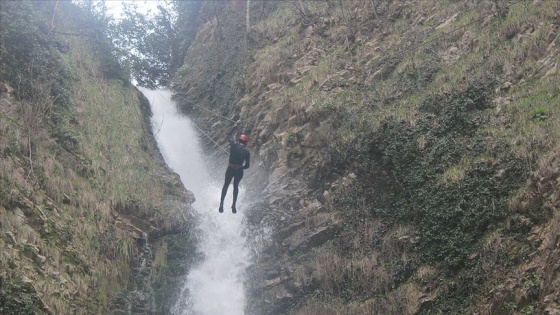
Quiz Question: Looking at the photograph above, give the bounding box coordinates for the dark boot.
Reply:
[232,206,237,214]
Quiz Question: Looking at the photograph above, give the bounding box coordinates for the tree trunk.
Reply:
[246,0,251,32]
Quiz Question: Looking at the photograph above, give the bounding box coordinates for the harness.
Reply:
[229,163,243,169]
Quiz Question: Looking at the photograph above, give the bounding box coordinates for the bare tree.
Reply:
[246,0,251,32]
[291,0,313,25]
[371,0,380,19]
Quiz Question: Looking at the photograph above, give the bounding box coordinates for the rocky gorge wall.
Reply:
[0,2,196,314]
[172,1,559,314]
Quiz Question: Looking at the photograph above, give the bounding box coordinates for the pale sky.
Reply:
[105,0,165,19]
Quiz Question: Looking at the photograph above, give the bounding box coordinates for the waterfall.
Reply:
[140,88,252,315]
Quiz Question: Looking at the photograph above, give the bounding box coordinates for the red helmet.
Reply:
[238,134,249,143]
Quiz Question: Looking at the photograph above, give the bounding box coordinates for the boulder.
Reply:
[288,223,341,254]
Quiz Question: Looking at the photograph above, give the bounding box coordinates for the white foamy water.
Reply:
[140,88,251,315]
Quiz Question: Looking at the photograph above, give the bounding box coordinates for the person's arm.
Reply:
[226,122,238,142]
[243,151,250,169]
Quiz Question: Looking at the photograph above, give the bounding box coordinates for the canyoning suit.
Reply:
[219,129,250,213]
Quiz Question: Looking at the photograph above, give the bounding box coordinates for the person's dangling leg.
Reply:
[220,168,234,213]
[231,171,243,213]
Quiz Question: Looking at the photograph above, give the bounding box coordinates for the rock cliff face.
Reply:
[173,1,559,314]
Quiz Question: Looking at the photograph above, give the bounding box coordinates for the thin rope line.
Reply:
[142,87,229,154]
[147,86,237,124]
[190,119,229,155]
[142,0,523,158]
[184,99,237,124]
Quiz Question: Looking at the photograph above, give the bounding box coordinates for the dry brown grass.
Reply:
[483,229,507,254]
[439,157,473,185]
[296,222,418,303]
[251,31,299,86]
[0,28,188,314]
[293,293,417,315]
[292,298,344,315]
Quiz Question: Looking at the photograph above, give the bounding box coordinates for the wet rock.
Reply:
[288,224,341,254]
[417,293,436,313]
[435,13,458,30]
[277,220,305,240]
[4,232,17,245]
[264,276,283,288]
[21,275,33,285]
[273,105,290,124]
[268,166,290,187]
[36,254,47,264]
[265,269,281,280]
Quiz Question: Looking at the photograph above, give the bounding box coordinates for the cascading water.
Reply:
[140,88,253,315]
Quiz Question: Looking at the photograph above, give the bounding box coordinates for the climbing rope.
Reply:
[147,85,236,123]
[183,99,237,124]
[144,0,522,156]
[146,88,234,155]
[190,120,229,155]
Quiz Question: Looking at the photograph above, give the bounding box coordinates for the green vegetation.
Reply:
[171,0,560,314]
[0,1,193,314]
[110,2,177,87]
[5,0,554,313]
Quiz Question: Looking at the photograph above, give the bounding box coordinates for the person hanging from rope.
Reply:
[219,121,250,214]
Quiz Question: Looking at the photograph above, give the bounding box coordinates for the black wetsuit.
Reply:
[219,138,250,213]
